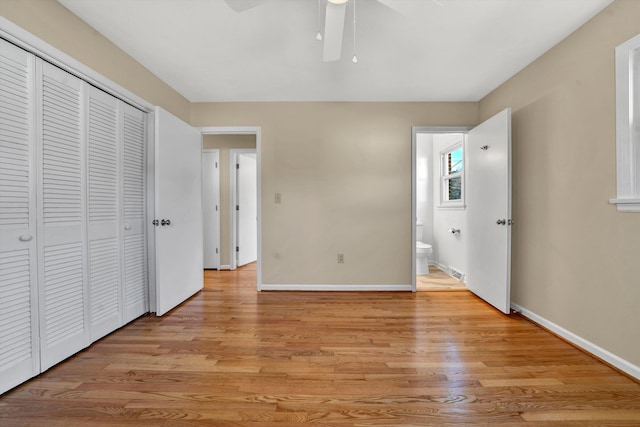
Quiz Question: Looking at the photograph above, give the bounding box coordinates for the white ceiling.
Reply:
[57,0,612,103]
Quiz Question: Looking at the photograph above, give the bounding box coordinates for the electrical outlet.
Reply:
[275,192,282,204]
[337,253,344,264]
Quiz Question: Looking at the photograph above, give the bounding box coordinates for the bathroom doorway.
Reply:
[412,109,513,314]
[412,128,470,292]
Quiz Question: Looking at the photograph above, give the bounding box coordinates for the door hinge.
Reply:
[236,163,239,169]
[216,248,218,254]
[215,205,218,211]
[215,161,218,168]
[236,246,239,252]
[236,205,239,211]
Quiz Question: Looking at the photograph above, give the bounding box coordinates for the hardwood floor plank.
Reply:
[1,263,639,426]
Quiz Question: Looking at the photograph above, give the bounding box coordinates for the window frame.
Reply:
[611,33,640,212]
[439,142,465,208]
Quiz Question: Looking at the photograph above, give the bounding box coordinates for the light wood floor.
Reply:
[1,263,639,426]
[417,265,467,291]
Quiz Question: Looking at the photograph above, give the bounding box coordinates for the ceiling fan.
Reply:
[224,0,443,62]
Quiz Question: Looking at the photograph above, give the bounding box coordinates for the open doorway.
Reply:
[411,109,513,314]
[412,128,471,292]
[200,127,262,290]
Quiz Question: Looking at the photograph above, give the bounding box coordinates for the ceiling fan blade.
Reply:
[224,0,262,13]
[323,1,347,62]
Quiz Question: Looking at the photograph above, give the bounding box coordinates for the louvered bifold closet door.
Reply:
[87,87,122,341]
[0,39,39,394]
[121,104,148,323]
[38,62,89,371]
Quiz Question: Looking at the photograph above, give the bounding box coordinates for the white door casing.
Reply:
[466,108,512,314]
[202,149,220,269]
[237,153,257,267]
[154,107,203,316]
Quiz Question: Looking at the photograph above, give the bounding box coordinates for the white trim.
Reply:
[411,126,473,293]
[199,127,262,291]
[511,302,640,380]
[260,284,413,291]
[612,33,640,212]
[0,17,153,113]
[219,264,232,270]
[608,198,640,211]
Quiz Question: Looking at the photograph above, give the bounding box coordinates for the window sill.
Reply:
[438,204,466,211]
[609,198,640,212]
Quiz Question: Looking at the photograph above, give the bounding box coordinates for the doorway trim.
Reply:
[199,127,262,291]
[412,126,472,292]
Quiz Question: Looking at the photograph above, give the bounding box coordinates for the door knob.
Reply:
[19,234,33,242]
[496,219,506,225]
[152,220,159,226]
[124,225,132,230]
[161,219,171,226]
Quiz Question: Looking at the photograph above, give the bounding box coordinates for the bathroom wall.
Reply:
[415,133,434,257]
[432,134,467,278]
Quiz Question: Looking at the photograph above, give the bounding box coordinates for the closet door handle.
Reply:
[161,219,171,226]
[124,225,132,230]
[19,234,33,242]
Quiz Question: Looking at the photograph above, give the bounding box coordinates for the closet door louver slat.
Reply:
[0,39,39,395]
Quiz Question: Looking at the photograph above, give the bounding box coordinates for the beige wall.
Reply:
[203,134,256,266]
[5,0,636,370]
[480,0,640,366]
[0,0,190,122]
[193,103,479,285]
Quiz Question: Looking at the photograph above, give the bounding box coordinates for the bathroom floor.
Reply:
[417,266,467,291]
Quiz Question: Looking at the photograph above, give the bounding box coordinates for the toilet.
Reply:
[416,221,433,275]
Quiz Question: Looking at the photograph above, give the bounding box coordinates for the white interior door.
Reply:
[154,107,203,316]
[202,150,220,269]
[38,62,90,370]
[87,87,122,341]
[237,153,257,267]
[466,108,512,314]
[0,39,40,394]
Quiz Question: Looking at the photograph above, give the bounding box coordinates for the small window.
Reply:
[440,144,464,207]
[611,33,640,212]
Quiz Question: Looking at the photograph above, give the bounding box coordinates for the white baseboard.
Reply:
[511,302,640,380]
[219,265,232,270]
[260,284,412,291]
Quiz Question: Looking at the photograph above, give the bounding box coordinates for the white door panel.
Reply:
[154,107,203,316]
[0,39,39,394]
[466,108,512,314]
[237,154,257,267]
[38,61,89,370]
[121,105,148,323]
[87,86,121,341]
[202,150,220,269]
